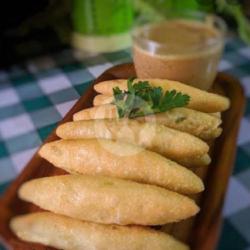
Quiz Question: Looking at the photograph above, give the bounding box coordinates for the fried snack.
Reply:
[10,212,189,250]
[93,94,113,106]
[56,119,210,166]
[73,105,222,140]
[93,79,230,112]
[178,153,211,168]
[93,95,222,123]
[39,139,204,194]
[210,112,221,118]
[19,175,199,225]
[74,104,117,120]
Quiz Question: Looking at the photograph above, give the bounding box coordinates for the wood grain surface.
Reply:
[0,63,245,250]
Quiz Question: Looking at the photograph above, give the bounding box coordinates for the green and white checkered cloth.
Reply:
[0,37,249,250]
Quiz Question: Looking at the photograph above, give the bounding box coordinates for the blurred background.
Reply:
[0,0,250,67]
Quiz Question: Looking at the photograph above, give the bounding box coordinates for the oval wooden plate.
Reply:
[0,63,245,250]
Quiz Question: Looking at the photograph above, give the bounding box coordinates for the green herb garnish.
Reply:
[112,78,190,118]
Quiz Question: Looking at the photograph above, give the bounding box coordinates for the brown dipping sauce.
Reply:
[133,20,225,90]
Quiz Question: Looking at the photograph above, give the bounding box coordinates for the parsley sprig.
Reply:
[112,78,190,118]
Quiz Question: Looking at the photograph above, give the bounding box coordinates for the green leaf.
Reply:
[150,87,163,108]
[127,77,136,93]
[112,79,190,118]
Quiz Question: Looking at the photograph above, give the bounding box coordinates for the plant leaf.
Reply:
[112,79,190,118]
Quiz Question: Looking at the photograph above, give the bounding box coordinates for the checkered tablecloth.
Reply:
[0,37,249,250]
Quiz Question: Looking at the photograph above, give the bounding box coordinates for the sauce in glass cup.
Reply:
[132,12,226,90]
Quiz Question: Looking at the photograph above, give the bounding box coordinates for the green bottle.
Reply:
[72,0,134,53]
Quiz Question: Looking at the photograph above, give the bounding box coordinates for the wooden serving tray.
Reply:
[0,63,245,250]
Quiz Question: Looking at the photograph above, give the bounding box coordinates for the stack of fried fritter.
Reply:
[10,79,230,250]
